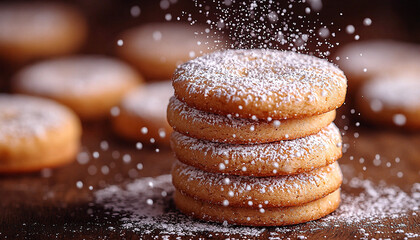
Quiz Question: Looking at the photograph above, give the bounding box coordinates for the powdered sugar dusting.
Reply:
[0,94,70,143]
[173,49,346,117]
[174,161,339,195]
[94,174,419,238]
[173,123,341,173]
[121,81,173,119]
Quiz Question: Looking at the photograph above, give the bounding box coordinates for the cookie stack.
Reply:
[168,49,347,226]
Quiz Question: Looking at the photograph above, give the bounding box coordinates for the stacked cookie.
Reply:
[168,49,347,226]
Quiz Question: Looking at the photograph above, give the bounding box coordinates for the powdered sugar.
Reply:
[173,49,346,117]
[94,174,419,238]
[0,94,70,143]
[174,161,339,195]
[14,56,139,96]
[121,81,173,119]
[172,123,341,172]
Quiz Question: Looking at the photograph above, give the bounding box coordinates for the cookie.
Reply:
[0,2,86,63]
[117,22,216,80]
[13,56,142,120]
[171,123,342,176]
[172,49,347,120]
[0,94,81,173]
[167,96,336,143]
[174,189,340,226]
[172,161,342,207]
[335,40,420,91]
[357,73,420,129]
[112,81,173,145]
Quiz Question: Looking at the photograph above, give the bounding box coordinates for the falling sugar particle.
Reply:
[346,25,355,34]
[146,199,154,205]
[363,18,372,26]
[141,127,148,134]
[165,13,172,21]
[393,114,406,126]
[117,39,123,46]
[76,181,83,189]
[110,107,120,117]
[137,163,143,170]
[136,142,143,150]
[130,6,141,17]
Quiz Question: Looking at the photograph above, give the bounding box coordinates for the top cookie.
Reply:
[173,49,347,120]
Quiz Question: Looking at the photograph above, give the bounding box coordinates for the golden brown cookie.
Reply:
[13,56,142,120]
[167,96,336,143]
[0,2,86,63]
[172,161,342,207]
[173,49,347,120]
[171,123,342,176]
[117,22,216,80]
[112,81,173,145]
[174,188,341,226]
[0,94,81,173]
[357,73,420,129]
[335,40,420,91]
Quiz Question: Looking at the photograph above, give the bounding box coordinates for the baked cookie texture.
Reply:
[112,81,173,145]
[169,49,347,226]
[13,56,142,120]
[171,123,342,176]
[173,49,347,119]
[0,2,87,63]
[167,96,336,143]
[117,23,217,80]
[357,73,420,129]
[172,161,342,207]
[0,94,81,173]
[174,189,341,227]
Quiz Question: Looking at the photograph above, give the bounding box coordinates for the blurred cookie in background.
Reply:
[0,2,87,64]
[112,81,173,146]
[335,40,420,93]
[0,94,81,173]
[357,70,420,129]
[117,22,218,80]
[12,56,143,120]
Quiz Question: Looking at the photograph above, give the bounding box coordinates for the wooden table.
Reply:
[0,106,419,239]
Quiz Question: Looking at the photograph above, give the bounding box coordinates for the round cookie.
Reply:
[0,2,86,63]
[173,49,347,119]
[13,56,142,120]
[117,22,217,80]
[174,189,341,226]
[112,81,173,145]
[167,96,336,143]
[172,161,342,207]
[0,94,81,173]
[357,73,420,129]
[335,40,420,91]
[171,123,342,176]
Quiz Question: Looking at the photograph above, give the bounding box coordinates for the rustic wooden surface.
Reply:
[0,103,419,239]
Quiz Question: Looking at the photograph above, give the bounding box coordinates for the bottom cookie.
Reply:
[174,189,340,226]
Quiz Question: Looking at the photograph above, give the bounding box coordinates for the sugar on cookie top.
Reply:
[121,81,173,119]
[173,49,347,119]
[0,95,74,143]
[14,56,140,96]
